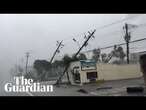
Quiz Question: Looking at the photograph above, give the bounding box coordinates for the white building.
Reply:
[67,59,98,85]
[67,59,142,86]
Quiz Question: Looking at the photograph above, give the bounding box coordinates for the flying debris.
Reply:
[73,38,77,42]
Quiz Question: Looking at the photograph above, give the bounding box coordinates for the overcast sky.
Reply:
[0,14,146,88]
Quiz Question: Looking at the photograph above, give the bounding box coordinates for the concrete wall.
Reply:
[97,63,143,81]
[68,61,142,84]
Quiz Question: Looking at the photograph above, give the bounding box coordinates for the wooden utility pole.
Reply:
[55,29,96,85]
[50,40,63,63]
[25,52,30,74]
[123,23,131,64]
[73,30,96,59]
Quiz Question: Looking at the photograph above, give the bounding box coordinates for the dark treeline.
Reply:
[13,46,126,82]
[25,53,87,81]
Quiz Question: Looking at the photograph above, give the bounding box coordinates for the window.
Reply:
[86,72,97,80]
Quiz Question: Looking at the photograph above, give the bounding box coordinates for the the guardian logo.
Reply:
[4,76,53,92]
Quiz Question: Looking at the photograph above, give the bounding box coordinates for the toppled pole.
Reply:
[50,40,63,64]
[55,29,96,85]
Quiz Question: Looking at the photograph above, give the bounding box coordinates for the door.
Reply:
[72,66,81,84]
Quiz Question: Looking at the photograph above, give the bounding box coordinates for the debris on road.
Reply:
[126,87,144,93]
[77,89,88,94]
[96,86,112,90]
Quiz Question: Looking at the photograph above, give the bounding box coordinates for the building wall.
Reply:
[97,63,142,81]
[68,61,143,85]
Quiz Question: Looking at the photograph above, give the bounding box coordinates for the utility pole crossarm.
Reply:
[73,29,96,58]
[50,40,63,64]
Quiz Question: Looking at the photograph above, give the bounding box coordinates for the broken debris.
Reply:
[77,89,88,94]
[126,87,144,93]
[96,86,112,90]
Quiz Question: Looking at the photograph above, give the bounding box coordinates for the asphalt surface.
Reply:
[1,77,146,96]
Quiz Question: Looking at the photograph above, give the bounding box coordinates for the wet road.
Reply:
[0,77,146,96]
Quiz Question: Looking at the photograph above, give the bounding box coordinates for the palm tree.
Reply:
[117,46,126,62]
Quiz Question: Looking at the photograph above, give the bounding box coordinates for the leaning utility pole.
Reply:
[55,29,96,85]
[123,23,131,64]
[50,40,64,63]
[25,52,30,74]
[73,30,96,59]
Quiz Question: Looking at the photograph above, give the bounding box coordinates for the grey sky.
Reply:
[0,14,146,87]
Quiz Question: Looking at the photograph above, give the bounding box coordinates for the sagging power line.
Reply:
[62,15,140,42]
[39,15,141,57]
[83,37,146,53]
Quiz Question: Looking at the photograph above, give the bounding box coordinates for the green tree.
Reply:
[62,54,73,66]
[117,46,126,61]
[71,54,79,61]
[109,46,126,64]
[111,45,119,57]
[52,60,64,67]
[33,60,52,81]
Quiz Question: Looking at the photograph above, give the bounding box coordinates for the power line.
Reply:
[83,37,146,53]
[53,15,140,55]
[58,15,144,51]
[33,15,143,61]
[61,15,139,42]
[56,37,146,61]
[49,29,146,62]
[51,36,146,60]
[47,15,141,52]
[94,15,139,30]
